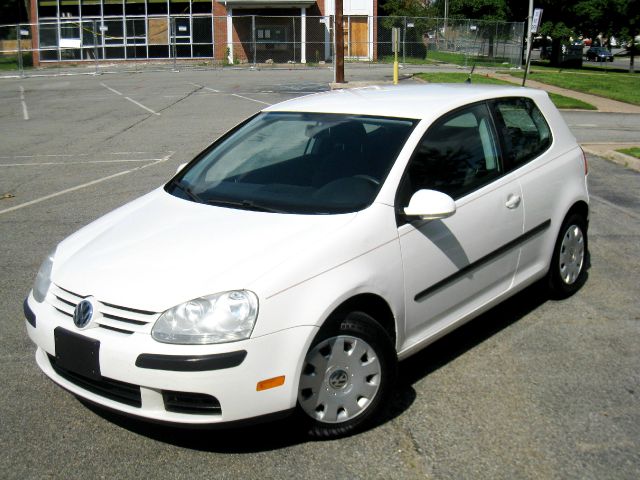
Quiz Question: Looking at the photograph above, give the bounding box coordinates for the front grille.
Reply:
[48,284,159,334]
[162,390,222,415]
[48,354,142,408]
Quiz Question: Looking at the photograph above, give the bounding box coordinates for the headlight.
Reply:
[152,290,258,345]
[33,248,56,303]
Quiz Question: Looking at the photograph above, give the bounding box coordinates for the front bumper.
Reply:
[25,293,317,424]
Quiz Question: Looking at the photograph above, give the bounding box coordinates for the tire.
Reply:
[547,213,588,298]
[297,311,396,438]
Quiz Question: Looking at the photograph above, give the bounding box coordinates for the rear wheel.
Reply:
[297,311,396,438]
[547,213,588,298]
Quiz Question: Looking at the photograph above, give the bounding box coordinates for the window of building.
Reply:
[125,0,145,16]
[38,0,58,19]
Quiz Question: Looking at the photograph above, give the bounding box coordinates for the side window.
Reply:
[400,103,501,203]
[491,97,552,169]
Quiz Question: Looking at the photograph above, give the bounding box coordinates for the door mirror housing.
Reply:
[403,189,456,220]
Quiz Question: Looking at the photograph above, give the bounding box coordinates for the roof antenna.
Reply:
[465,64,476,83]
[465,26,482,84]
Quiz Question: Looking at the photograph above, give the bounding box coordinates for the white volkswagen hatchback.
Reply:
[25,85,589,437]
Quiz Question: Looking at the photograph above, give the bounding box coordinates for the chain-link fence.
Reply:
[376,17,524,68]
[1,15,523,77]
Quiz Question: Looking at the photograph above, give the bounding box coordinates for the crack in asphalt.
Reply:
[156,84,204,114]
[101,84,204,143]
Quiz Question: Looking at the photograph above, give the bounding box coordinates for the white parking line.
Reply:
[0,159,161,167]
[231,93,272,105]
[100,82,160,116]
[124,96,161,116]
[189,82,220,93]
[19,85,29,120]
[0,152,174,216]
[100,82,122,96]
[0,152,161,159]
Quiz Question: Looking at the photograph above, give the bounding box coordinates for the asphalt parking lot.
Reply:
[1,69,639,479]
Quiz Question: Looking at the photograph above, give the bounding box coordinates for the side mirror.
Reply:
[176,163,187,174]
[403,189,456,220]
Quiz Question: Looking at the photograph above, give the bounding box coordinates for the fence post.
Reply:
[292,16,296,63]
[17,24,24,77]
[93,20,99,75]
[171,18,178,72]
[252,15,256,67]
[402,16,406,65]
[132,18,138,72]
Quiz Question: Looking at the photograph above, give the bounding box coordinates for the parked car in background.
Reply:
[25,85,590,438]
[585,46,614,61]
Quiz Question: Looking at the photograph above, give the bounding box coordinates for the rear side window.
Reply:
[491,98,552,169]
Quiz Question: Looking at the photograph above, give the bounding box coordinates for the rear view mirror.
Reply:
[404,189,456,220]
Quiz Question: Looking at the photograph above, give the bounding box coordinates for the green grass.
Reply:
[617,147,640,158]
[506,69,640,106]
[0,54,32,71]
[415,72,597,110]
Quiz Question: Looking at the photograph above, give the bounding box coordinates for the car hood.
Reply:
[53,189,356,312]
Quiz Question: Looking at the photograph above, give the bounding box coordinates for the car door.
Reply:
[396,102,524,349]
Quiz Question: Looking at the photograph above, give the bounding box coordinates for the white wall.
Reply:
[325,0,373,16]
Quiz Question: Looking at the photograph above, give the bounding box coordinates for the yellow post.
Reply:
[392,27,399,85]
[393,57,399,85]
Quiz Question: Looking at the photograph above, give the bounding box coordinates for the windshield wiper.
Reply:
[170,179,203,203]
[206,197,287,214]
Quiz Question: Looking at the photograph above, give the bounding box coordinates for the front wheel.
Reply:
[547,213,588,298]
[297,311,396,438]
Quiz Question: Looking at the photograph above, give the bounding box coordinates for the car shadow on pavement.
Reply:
[83,278,574,452]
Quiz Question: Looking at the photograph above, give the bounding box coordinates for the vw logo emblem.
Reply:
[328,369,349,390]
[73,299,94,329]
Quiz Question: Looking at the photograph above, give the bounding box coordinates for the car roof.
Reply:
[264,84,551,120]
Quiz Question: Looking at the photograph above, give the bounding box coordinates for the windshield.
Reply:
[166,112,418,214]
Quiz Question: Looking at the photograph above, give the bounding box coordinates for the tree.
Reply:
[381,0,436,17]
[444,0,507,21]
[574,0,639,72]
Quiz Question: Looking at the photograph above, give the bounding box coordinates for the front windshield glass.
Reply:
[166,112,418,214]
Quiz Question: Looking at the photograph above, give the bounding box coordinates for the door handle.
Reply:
[505,194,521,209]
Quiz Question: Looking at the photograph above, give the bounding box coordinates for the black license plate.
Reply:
[54,327,101,381]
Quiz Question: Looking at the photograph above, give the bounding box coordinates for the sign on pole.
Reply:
[531,8,543,34]
[392,27,400,54]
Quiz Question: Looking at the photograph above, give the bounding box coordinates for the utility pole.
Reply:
[524,0,534,76]
[335,0,345,83]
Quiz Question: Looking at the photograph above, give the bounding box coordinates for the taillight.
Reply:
[580,147,588,175]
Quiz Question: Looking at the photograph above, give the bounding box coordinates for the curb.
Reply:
[581,144,640,172]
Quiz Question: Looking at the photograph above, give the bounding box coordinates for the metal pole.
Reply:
[402,16,406,65]
[292,16,296,63]
[334,0,345,83]
[252,15,256,66]
[93,20,99,75]
[444,0,449,38]
[172,18,178,72]
[17,25,24,77]
[525,0,533,74]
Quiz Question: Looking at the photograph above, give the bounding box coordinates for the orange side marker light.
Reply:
[256,375,286,391]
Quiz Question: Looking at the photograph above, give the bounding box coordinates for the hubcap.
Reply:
[298,335,382,424]
[559,224,584,285]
